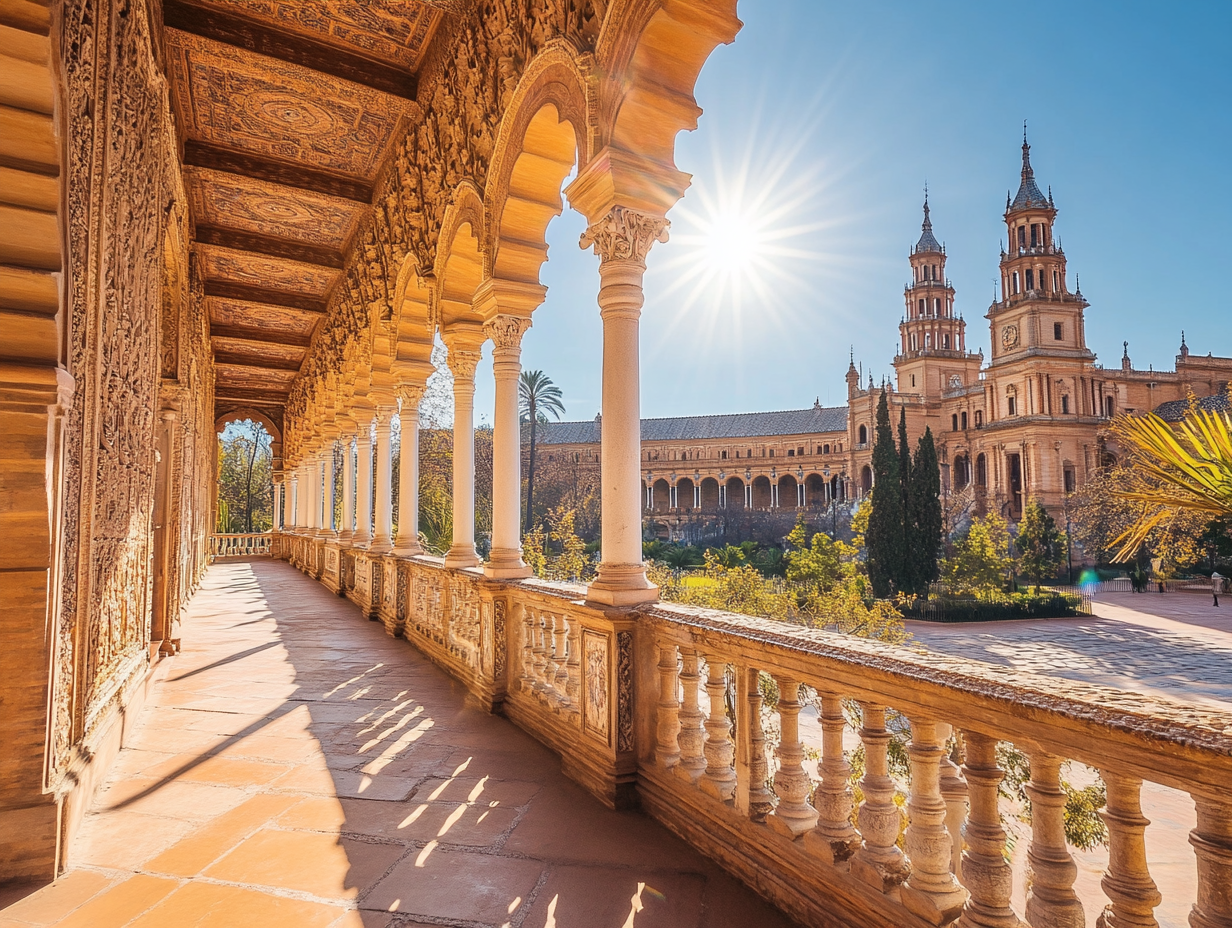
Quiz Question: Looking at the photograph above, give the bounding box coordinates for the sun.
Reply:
[703,211,763,273]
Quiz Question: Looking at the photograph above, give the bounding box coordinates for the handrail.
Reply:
[209,532,272,558]
[275,535,1232,928]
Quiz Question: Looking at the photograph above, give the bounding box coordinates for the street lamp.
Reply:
[823,465,835,537]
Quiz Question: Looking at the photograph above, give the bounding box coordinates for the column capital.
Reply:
[580,206,670,266]
[484,313,533,351]
[398,382,427,407]
[447,346,482,382]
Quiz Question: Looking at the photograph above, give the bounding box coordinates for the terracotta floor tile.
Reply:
[125,882,345,928]
[270,761,346,795]
[0,869,113,926]
[143,793,301,877]
[136,753,289,787]
[521,866,706,928]
[276,796,347,832]
[55,874,179,928]
[93,776,249,821]
[74,809,196,870]
[203,828,403,900]
[412,774,540,806]
[361,848,543,924]
[339,797,519,847]
[212,733,321,764]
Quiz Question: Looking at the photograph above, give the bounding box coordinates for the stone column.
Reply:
[579,207,669,605]
[371,405,395,553]
[322,446,337,536]
[355,416,374,546]
[339,433,355,542]
[444,340,482,568]
[483,311,534,578]
[393,386,425,556]
[306,455,319,533]
[272,475,283,531]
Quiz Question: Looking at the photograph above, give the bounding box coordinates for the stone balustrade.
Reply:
[209,532,273,559]
[272,531,1232,928]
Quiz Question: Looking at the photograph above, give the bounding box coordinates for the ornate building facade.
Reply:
[537,138,1232,530]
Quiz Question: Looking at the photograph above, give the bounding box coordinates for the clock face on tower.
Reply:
[1001,324,1019,351]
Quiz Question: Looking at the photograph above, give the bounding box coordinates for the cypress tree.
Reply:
[866,389,902,597]
[897,405,915,592]
[910,428,943,595]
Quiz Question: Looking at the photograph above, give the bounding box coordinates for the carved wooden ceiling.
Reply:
[163,0,447,422]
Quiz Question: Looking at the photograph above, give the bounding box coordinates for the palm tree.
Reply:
[1112,402,1232,559]
[519,370,565,533]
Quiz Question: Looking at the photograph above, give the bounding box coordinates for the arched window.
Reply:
[961,411,968,430]
[934,298,941,316]
[943,334,950,349]
[951,414,959,432]
[976,453,987,487]
[1105,395,1115,417]
[861,465,873,494]
[1012,272,1020,295]
[858,424,868,444]
[1026,269,1035,290]
[823,444,830,454]
[974,410,983,428]
[918,299,925,316]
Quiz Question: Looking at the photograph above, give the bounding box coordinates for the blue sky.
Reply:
[469,1,1231,425]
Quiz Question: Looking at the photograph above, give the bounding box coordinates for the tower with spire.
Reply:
[988,129,1093,366]
[894,191,982,397]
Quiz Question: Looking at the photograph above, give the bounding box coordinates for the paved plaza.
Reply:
[907,591,1232,709]
[0,560,794,928]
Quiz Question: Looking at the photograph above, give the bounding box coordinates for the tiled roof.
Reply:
[915,199,942,253]
[1153,392,1231,422]
[1010,139,1051,211]
[535,404,849,446]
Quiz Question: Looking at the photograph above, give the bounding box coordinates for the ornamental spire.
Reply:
[1010,125,1051,211]
[914,185,942,253]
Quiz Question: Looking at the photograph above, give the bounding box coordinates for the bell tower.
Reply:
[895,193,981,397]
[987,131,1093,366]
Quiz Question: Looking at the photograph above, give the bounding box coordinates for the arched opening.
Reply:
[976,453,987,488]
[830,475,844,501]
[216,417,276,534]
[751,475,773,509]
[676,477,695,511]
[805,473,826,507]
[700,477,720,509]
[652,478,671,513]
[725,476,745,510]
[860,465,873,496]
[953,454,970,490]
[778,474,799,509]
[858,424,868,445]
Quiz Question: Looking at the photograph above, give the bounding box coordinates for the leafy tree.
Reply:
[1016,500,1067,592]
[519,370,565,533]
[216,419,273,533]
[1109,399,1232,559]
[784,513,842,590]
[897,407,915,589]
[907,428,943,595]
[943,513,1014,596]
[866,390,903,597]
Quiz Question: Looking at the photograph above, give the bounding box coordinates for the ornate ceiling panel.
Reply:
[198,245,340,299]
[184,0,447,69]
[212,336,306,367]
[207,297,321,340]
[215,363,299,390]
[185,167,365,252]
[166,29,417,180]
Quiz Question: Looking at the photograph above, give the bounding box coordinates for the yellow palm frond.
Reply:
[1110,408,1232,560]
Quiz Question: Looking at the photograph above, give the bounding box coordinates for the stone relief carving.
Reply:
[583,630,609,740]
[493,599,507,679]
[616,629,633,752]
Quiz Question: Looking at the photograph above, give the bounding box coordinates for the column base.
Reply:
[391,541,424,558]
[368,538,393,555]
[352,533,371,548]
[485,552,532,580]
[586,563,659,606]
[444,544,480,568]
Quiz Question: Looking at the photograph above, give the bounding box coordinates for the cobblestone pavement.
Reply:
[0,559,795,928]
[906,591,1232,709]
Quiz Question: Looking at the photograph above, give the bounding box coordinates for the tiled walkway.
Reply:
[907,591,1232,708]
[0,559,796,928]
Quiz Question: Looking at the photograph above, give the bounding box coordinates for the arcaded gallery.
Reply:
[0,1,1228,926]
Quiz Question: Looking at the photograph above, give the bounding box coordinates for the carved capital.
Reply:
[484,314,532,351]
[398,383,427,407]
[580,207,670,265]
[448,348,482,382]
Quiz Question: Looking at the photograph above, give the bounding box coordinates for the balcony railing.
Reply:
[209,532,273,558]
[275,531,1232,928]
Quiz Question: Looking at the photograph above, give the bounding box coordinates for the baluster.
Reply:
[1188,795,1232,928]
[745,669,775,822]
[902,717,968,923]
[674,650,707,783]
[552,613,569,702]
[1098,771,1160,928]
[521,605,537,691]
[851,703,910,894]
[700,658,736,801]
[565,614,581,714]
[1024,750,1084,928]
[938,723,969,879]
[532,611,550,695]
[805,692,860,864]
[768,677,818,838]
[655,645,681,768]
[955,733,1020,928]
